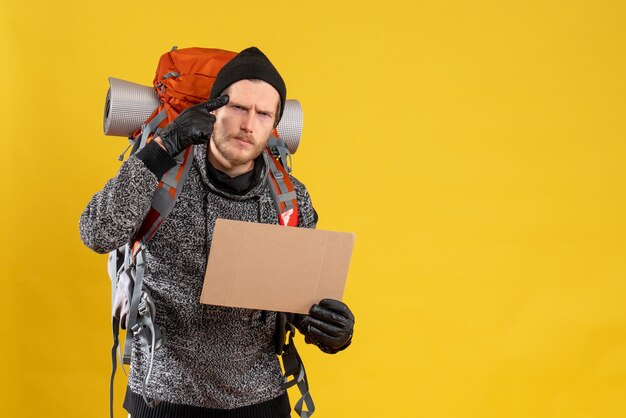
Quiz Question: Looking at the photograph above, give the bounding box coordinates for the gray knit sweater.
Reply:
[79,143,316,414]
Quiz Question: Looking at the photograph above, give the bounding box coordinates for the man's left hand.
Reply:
[301,299,355,353]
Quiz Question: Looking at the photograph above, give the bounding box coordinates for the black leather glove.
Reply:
[158,95,229,156]
[299,299,355,354]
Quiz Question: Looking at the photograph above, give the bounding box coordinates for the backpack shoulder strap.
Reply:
[266,136,299,227]
[281,324,316,418]
[132,143,195,243]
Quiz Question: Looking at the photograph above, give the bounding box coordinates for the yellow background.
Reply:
[1,0,625,417]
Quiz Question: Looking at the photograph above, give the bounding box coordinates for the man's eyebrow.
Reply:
[227,100,248,109]
[228,101,274,115]
[256,106,275,115]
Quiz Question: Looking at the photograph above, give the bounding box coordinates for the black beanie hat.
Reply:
[210,47,286,122]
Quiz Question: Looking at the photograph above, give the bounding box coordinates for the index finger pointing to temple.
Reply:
[201,94,229,112]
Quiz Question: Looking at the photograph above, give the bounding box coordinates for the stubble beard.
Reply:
[211,124,265,168]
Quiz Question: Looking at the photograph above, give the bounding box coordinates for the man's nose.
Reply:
[240,110,255,133]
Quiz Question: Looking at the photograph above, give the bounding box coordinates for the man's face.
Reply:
[209,79,279,173]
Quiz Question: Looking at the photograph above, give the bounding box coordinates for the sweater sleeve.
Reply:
[79,154,162,254]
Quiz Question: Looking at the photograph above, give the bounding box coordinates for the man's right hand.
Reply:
[156,95,229,156]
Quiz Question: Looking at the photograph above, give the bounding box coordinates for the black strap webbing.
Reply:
[110,317,120,418]
[281,326,315,417]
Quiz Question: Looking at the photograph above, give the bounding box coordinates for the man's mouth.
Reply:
[234,136,252,146]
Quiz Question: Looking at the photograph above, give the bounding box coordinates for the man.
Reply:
[80,47,355,418]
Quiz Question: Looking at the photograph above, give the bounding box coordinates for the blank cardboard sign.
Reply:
[200,219,355,314]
